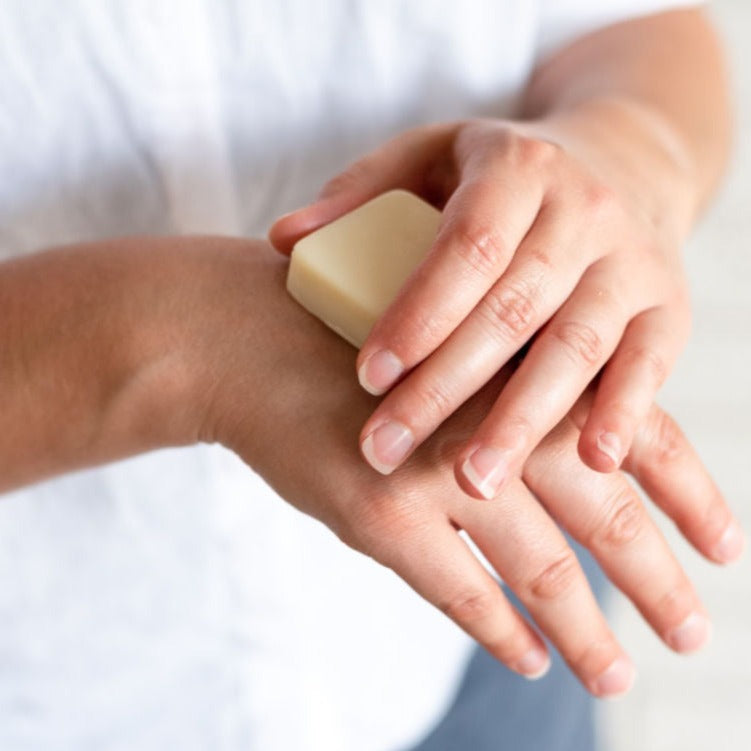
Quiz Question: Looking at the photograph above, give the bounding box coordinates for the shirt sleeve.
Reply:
[536,0,706,62]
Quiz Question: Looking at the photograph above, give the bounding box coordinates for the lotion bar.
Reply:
[286,190,441,348]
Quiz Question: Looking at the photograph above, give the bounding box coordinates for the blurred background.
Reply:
[600,1,751,748]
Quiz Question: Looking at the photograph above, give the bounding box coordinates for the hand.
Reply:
[269,115,693,499]
[191,240,744,698]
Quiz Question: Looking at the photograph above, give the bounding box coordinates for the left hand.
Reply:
[196,242,743,696]
[270,116,692,499]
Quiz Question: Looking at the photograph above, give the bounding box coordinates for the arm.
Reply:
[0,237,203,492]
[269,8,731,496]
[520,5,732,470]
[0,236,742,696]
[522,7,731,226]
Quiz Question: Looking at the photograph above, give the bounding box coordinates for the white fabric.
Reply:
[0,1,699,749]
[537,0,703,59]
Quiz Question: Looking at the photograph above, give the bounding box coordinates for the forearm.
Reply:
[0,236,262,493]
[521,8,731,239]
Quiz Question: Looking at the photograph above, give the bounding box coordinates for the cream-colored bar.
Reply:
[286,190,441,348]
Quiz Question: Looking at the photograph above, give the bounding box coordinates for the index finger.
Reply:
[357,167,544,395]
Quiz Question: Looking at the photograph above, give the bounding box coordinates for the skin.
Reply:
[0,237,744,698]
[269,9,733,501]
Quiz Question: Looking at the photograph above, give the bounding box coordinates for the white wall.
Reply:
[600,2,751,749]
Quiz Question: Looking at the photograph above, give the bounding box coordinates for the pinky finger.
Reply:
[371,518,551,679]
[578,307,687,472]
[624,404,746,566]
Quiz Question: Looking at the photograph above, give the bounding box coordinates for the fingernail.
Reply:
[358,350,404,396]
[361,421,414,475]
[461,447,509,500]
[666,612,712,653]
[713,520,746,564]
[596,431,622,468]
[514,648,551,680]
[592,657,636,698]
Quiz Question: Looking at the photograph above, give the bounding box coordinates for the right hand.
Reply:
[188,239,744,698]
[269,115,694,496]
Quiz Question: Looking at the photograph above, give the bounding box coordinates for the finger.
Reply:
[623,404,746,565]
[268,124,456,254]
[359,204,596,474]
[456,264,634,499]
[457,477,635,697]
[524,417,713,656]
[356,156,546,396]
[578,305,689,472]
[369,515,551,679]
[570,394,746,564]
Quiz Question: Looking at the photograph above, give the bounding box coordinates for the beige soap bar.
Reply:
[286,190,441,348]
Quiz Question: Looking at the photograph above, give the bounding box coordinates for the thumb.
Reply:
[268,123,455,255]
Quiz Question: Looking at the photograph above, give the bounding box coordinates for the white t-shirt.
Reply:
[0,2,699,749]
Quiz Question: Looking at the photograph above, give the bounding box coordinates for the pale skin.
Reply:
[0,237,744,698]
[270,8,734,500]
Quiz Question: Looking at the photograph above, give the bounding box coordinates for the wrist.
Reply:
[183,237,368,513]
[76,237,240,457]
[65,235,281,458]
[0,233,348,492]
[133,236,285,452]
[529,96,700,244]
[168,237,320,453]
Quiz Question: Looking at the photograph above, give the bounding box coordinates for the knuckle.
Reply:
[648,410,685,467]
[527,550,580,600]
[516,135,561,169]
[402,310,445,350]
[412,305,450,344]
[492,412,536,456]
[477,279,539,342]
[570,638,622,681]
[667,490,728,544]
[513,413,537,447]
[549,320,604,367]
[592,488,646,551]
[441,588,498,626]
[333,493,385,552]
[455,119,497,154]
[414,377,456,423]
[581,181,619,224]
[528,247,554,270]
[596,400,633,427]
[448,219,509,277]
[338,490,423,559]
[639,238,663,264]
[319,158,375,198]
[655,585,694,628]
[621,344,668,387]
